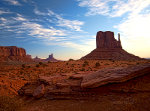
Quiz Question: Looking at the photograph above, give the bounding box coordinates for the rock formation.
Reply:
[34,54,59,62]
[18,63,150,99]
[81,31,141,60]
[45,54,59,62]
[0,46,32,62]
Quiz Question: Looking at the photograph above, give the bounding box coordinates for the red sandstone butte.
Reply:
[81,31,141,60]
[0,46,32,62]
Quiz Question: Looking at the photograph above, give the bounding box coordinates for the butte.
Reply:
[81,31,141,60]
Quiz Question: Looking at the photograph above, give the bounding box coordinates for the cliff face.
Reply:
[81,31,141,60]
[0,46,26,57]
[96,31,122,49]
[0,46,32,62]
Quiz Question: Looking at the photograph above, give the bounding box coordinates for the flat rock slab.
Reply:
[81,63,150,88]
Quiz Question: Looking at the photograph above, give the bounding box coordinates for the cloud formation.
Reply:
[3,0,21,6]
[77,0,150,17]
[0,9,11,15]
[34,9,84,31]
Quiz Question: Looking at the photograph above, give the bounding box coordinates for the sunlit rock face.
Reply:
[81,31,141,60]
[96,31,122,49]
[0,46,32,62]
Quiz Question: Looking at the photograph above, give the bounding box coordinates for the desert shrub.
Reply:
[82,61,89,67]
[84,61,89,65]
[95,62,100,67]
[0,96,23,111]
[48,61,51,63]
[80,68,85,71]
[39,62,43,65]
[69,59,74,61]
[21,64,25,68]
[27,66,31,68]
[36,64,40,67]
[66,62,69,65]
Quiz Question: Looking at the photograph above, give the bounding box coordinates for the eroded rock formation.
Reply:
[34,54,59,62]
[45,54,59,62]
[81,31,141,60]
[18,63,150,99]
[0,46,32,62]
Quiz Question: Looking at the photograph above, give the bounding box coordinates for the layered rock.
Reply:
[81,31,141,60]
[18,63,150,99]
[0,46,32,62]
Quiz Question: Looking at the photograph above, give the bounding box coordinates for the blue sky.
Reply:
[0,0,150,60]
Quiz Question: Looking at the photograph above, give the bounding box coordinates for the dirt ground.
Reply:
[0,59,150,111]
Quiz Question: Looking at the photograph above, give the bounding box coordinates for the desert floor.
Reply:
[0,59,150,111]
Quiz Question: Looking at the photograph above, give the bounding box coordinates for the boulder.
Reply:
[81,63,150,88]
[33,84,45,98]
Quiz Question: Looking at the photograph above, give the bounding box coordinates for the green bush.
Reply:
[0,96,23,111]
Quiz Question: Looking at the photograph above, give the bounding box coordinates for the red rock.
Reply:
[0,46,32,62]
[81,31,141,60]
[33,54,59,62]
[81,63,150,88]
[33,84,45,98]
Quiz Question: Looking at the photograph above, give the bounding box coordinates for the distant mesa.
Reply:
[81,31,141,60]
[0,46,32,62]
[34,53,59,62]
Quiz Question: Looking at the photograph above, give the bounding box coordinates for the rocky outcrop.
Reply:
[96,31,122,49]
[0,46,32,62]
[81,63,150,88]
[81,31,141,60]
[34,54,59,62]
[18,63,150,99]
[45,54,59,62]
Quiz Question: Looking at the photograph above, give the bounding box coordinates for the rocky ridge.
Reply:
[0,46,32,62]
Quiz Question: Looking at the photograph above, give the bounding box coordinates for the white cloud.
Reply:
[34,9,84,31]
[77,0,111,16]
[13,14,27,21]
[77,0,150,17]
[20,22,66,39]
[111,0,150,17]
[0,9,11,15]
[57,19,84,31]
[34,8,47,16]
[3,0,21,6]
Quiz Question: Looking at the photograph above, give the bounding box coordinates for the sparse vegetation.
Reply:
[82,61,89,67]
[95,62,100,67]
[0,96,23,111]
[22,64,26,68]
[69,59,74,61]
[36,64,40,67]
[39,62,43,65]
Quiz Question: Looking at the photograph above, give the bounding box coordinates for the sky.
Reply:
[0,0,150,60]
